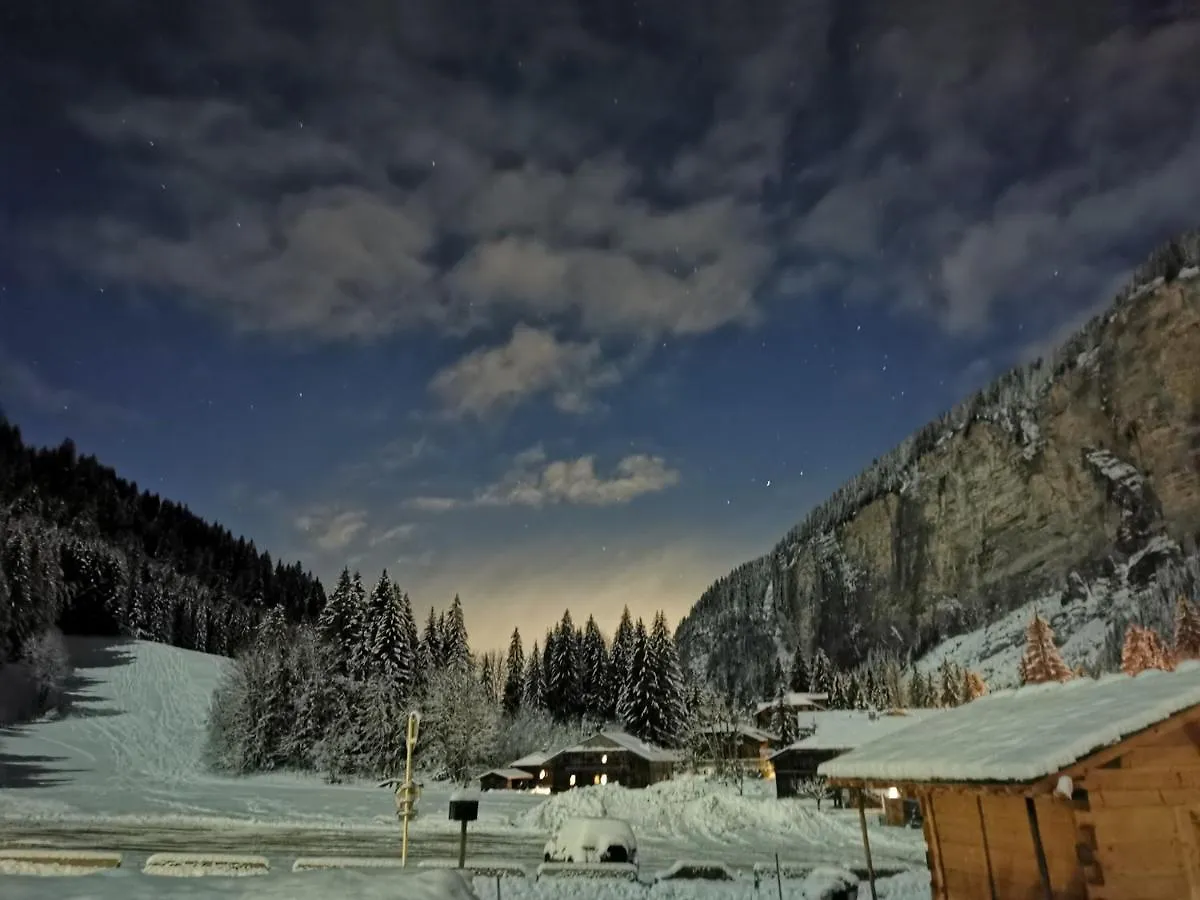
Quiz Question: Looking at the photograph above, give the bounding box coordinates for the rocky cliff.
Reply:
[676,234,1200,702]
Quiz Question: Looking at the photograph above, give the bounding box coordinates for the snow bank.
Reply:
[142,852,269,877]
[865,870,933,900]
[653,860,735,881]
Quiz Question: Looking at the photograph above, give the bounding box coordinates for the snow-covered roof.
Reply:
[820,662,1200,784]
[694,724,778,742]
[754,692,829,716]
[546,730,681,763]
[478,768,533,781]
[770,710,943,759]
[508,751,549,768]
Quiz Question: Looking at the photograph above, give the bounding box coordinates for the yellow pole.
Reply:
[400,710,421,866]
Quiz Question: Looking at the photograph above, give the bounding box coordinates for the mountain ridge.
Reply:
[676,232,1200,702]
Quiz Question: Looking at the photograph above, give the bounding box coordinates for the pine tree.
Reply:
[441,595,470,670]
[809,648,833,695]
[503,628,525,716]
[346,571,371,680]
[546,611,582,722]
[937,659,962,707]
[644,611,687,747]
[523,641,545,709]
[610,607,635,720]
[1121,624,1174,676]
[580,616,609,721]
[1019,613,1074,684]
[316,568,355,671]
[1174,596,1200,661]
[422,607,442,671]
[908,669,930,707]
[358,571,419,697]
[619,619,651,735]
[963,670,988,702]
[788,647,810,694]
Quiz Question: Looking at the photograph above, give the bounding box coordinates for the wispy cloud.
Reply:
[406,447,680,512]
[429,325,621,417]
[294,506,369,552]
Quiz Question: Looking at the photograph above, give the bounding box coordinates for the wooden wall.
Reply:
[921,789,1085,899]
[1072,715,1200,900]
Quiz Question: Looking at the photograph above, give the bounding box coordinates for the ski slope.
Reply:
[0,637,924,872]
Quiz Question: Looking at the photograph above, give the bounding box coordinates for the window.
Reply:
[600,774,608,785]
[569,774,576,787]
[601,754,608,764]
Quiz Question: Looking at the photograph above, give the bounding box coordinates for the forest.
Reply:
[0,411,324,723]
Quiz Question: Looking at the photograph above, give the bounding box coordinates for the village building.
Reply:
[540,730,680,793]
[477,768,535,791]
[753,691,828,732]
[771,708,941,815]
[691,723,779,777]
[819,661,1200,900]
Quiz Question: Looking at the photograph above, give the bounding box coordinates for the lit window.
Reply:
[569,774,576,787]
[885,786,901,799]
[600,774,608,785]
[594,775,601,785]
[539,769,547,780]
[601,754,608,764]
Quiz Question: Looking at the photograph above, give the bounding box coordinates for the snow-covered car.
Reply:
[543,817,638,866]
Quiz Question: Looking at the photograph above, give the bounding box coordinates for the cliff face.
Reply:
[676,235,1200,702]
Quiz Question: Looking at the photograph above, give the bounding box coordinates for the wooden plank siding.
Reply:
[1074,712,1200,900]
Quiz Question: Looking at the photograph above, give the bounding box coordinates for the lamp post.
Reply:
[379,710,422,866]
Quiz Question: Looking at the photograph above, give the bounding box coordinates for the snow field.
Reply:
[0,865,930,900]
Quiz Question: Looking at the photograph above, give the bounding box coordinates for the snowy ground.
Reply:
[0,637,924,876]
[0,866,933,900]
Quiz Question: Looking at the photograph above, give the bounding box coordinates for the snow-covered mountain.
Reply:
[676,233,1200,702]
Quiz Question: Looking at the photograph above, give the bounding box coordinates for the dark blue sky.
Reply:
[2,0,1198,646]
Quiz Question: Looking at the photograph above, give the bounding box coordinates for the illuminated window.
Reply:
[569,774,577,787]
[593,775,601,785]
[601,754,608,764]
[600,774,608,785]
[539,769,547,780]
[885,786,901,800]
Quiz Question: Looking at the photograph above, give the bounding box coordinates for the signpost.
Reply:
[448,791,480,869]
[379,710,422,866]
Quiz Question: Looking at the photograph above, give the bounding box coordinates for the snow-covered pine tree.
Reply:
[359,571,418,697]
[441,595,470,670]
[346,571,374,681]
[546,611,582,722]
[619,619,652,737]
[422,606,442,672]
[828,670,849,709]
[398,587,422,690]
[316,568,355,668]
[610,606,635,720]
[809,648,833,695]
[937,659,962,707]
[1020,613,1074,684]
[580,616,609,722]
[788,647,809,694]
[503,628,525,716]
[647,611,687,747]
[1174,596,1200,661]
[523,640,546,710]
[908,668,930,707]
[256,605,290,649]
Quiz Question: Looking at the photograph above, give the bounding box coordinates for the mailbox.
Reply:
[449,798,479,822]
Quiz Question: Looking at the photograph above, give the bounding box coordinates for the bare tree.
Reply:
[795,776,831,810]
[686,689,751,795]
[421,664,501,783]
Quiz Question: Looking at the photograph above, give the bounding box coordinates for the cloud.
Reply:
[294,507,369,552]
[0,349,141,426]
[369,523,417,547]
[429,325,621,417]
[407,448,680,511]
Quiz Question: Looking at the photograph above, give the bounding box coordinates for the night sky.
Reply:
[2,0,1199,648]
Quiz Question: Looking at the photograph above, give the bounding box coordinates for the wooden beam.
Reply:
[976,796,999,900]
[1177,807,1200,900]
[857,792,878,900]
[1025,796,1054,900]
[825,776,1039,796]
[922,792,947,899]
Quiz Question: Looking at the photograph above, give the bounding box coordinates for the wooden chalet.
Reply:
[819,661,1200,900]
[753,691,829,731]
[692,723,779,777]
[540,730,680,793]
[477,768,534,791]
[771,709,941,812]
[508,751,551,787]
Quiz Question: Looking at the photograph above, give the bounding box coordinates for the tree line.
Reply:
[0,412,323,723]
[206,568,691,782]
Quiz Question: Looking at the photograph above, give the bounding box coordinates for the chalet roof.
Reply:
[693,723,778,742]
[546,730,681,763]
[769,709,943,759]
[508,751,549,768]
[753,692,829,716]
[478,768,534,781]
[819,662,1200,785]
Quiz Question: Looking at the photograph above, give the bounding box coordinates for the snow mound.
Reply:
[868,870,933,899]
[142,852,269,877]
[518,776,832,842]
[653,860,735,881]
